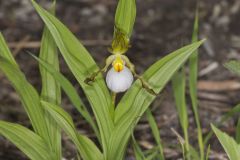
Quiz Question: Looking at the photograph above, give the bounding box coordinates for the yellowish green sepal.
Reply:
[108,28,130,55]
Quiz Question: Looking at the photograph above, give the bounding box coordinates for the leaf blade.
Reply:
[211,124,240,160]
[41,100,103,160]
[0,121,53,160]
[146,109,165,160]
[189,11,204,160]
[132,135,146,160]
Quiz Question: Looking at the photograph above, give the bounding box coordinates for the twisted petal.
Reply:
[106,67,133,93]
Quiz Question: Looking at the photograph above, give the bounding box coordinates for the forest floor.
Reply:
[0,0,240,159]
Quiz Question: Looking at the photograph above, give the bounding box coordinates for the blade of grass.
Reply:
[145,151,159,160]
[211,124,240,160]
[31,53,100,142]
[146,109,165,160]
[189,10,204,160]
[39,1,62,158]
[144,146,159,155]
[31,0,113,154]
[108,40,205,160]
[0,120,53,160]
[41,100,104,160]
[132,135,146,160]
[205,145,211,160]
[189,145,201,160]
[204,104,240,145]
[172,67,190,158]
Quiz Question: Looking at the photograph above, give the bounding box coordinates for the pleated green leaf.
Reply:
[115,0,136,37]
[146,109,165,160]
[41,101,103,160]
[107,40,204,160]
[211,124,240,160]
[0,121,53,160]
[0,56,49,142]
[38,1,62,159]
[31,0,113,153]
[32,54,100,141]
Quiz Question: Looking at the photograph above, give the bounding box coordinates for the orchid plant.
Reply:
[0,0,204,160]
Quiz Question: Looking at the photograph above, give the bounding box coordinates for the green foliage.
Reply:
[0,33,17,66]
[224,60,240,76]
[132,135,146,160]
[31,1,204,159]
[189,10,204,160]
[41,101,103,160]
[224,59,240,144]
[204,104,240,145]
[171,10,203,160]
[212,124,240,160]
[115,0,136,37]
[146,109,165,160]
[132,134,159,160]
[39,2,62,159]
[172,67,189,156]
[110,0,136,54]
[0,0,205,159]
[172,68,188,130]
[109,40,204,160]
[31,54,100,141]
[31,0,113,155]
[205,145,211,160]
[0,54,49,142]
[0,121,53,160]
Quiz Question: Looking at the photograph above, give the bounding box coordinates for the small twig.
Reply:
[199,62,219,77]
[197,80,240,91]
[171,128,185,145]
[12,35,31,56]
[198,91,229,102]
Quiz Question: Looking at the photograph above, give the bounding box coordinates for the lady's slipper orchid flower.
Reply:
[85,29,156,95]
[106,65,133,93]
